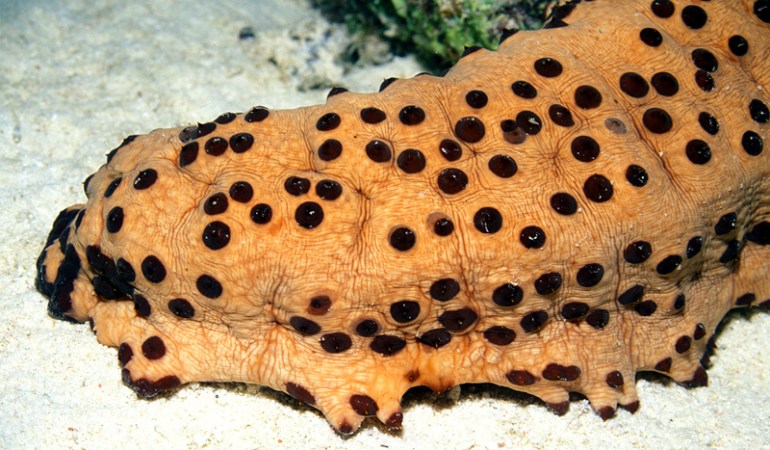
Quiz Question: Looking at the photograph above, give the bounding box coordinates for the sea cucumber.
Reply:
[35,0,770,434]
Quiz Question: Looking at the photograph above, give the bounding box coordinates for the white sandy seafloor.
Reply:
[0,0,768,448]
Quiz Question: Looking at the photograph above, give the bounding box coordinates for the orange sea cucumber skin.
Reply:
[36,0,770,433]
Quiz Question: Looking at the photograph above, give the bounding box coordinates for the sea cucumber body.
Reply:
[36,0,770,433]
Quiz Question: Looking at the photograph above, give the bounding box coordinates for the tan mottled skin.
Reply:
[36,0,770,434]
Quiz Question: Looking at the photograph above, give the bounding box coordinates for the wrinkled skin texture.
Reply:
[36,0,770,434]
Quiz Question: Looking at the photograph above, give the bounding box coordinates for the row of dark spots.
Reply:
[86,243,224,319]
[202,176,345,249]
[386,184,642,253]
[178,131,255,167]
[117,337,180,393]
[634,23,716,93]
[319,86,647,200]
[651,0,766,55]
[618,212,745,314]
[286,383,402,431]
[635,99,766,163]
[176,108,270,166]
[509,79,651,185]
[288,267,612,356]
[104,163,324,252]
[507,321,709,406]
[620,18,767,161]
[650,1,708,29]
[386,186,616,253]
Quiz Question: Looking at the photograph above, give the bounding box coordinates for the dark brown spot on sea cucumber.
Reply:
[355,319,379,337]
[141,336,166,360]
[620,72,649,98]
[205,137,228,156]
[655,357,672,373]
[197,274,222,299]
[624,241,652,264]
[483,326,516,345]
[320,332,352,353]
[229,181,253,203]
[560,302,589,320]
[520,310,548,332]
[397,149,426,174]
[549,104,575,127]
[202,221,231,250]
[350,395,379,416]
[229,133,254,153]
[250,204,272,224]
[437,168,468,195]
[512,81,537,99]
[520,226,546,249]
[694,323,707,340]
[290,316,321,335]
[651,0,675,18]
[651,72,679,96]
[728,35,749,56]
[168,298,195,319]
[179,142,198,167]
[286,382,316,405]
[370,335,406,356]
[106,207,123,233]
[550,193,577,215]
[492,283,523,307]
[586,309,610,329]
[455,117,486,143]
[639,28,662,47]
[686,140,711,165]
[390,300,421,323]
[318,139,342,161]
[433,217,455,236]
[118,343,133,367]
[399,105,425,125]
[643,108,673,134]
[742,131,764,156]
[675,336,692,353]
[635,300,658,316]
[430,279,460,301]
[488,155,518,178]
[360,107,386,124]
[516,111,542,135]
[438,308,478,331]
[576,263,604,287]
[534,58,563,77]
[133,294,151,317]
[390,227,416,251]
[244,107,269,123]
[681,5,707,29]
[308,295,332,315]
[507,369,537,386]
[133,169,157,190]
[465,90,488,108]
[474,207,502,234]
[141,255,166,283]
[316,113,341,131]
[418,329,452,348]
[316,179,342,201]
[574,85,602,109]
[606,371,624,388]
[542,363,581,381]
[295,202,324,229]
[439,139,462,161]
[366,140,392,162]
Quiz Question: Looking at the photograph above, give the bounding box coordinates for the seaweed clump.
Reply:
[311,0,552,71]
